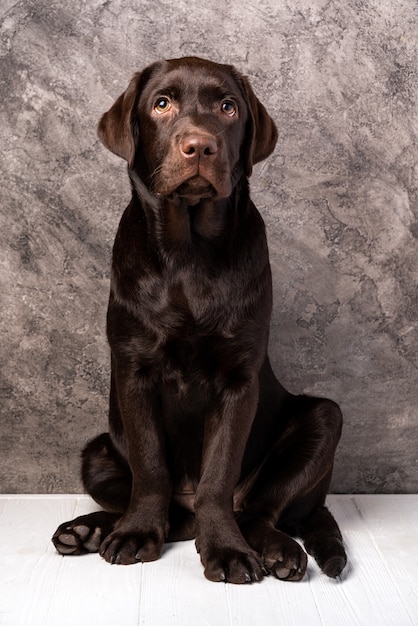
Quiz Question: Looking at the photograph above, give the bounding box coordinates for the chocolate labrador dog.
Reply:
[52,57,347,583]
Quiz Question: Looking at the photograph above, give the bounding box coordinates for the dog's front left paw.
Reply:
[199,546,265,584]
[99,529,165,565]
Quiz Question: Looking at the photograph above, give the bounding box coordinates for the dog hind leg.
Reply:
[239,396,346,580]
[52,433,131,556]
[297,504,347,578]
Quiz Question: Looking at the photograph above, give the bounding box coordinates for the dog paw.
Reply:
[99,529,165,565]
[200,547,265,584]
[52,512,117,556]
[313,538,347,578]
[263,536,307,582]
[244,526,307,582]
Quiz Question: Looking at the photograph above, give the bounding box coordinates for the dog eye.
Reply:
[221,100,237,117]
[154,97,172,114]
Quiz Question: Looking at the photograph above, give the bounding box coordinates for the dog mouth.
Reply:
[175,176,216,200]
[163,173,232,205]
[154,165,233,204]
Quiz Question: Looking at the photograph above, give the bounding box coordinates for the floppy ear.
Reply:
[97,72,143,169]
[240,76,278,176]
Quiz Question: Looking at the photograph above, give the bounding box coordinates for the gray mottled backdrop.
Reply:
[1,0,417,494]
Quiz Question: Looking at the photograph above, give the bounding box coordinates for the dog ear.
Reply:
[97,72,143,169]
[240,76,278,176]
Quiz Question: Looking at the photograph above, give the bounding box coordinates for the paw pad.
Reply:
[52,523,102,555]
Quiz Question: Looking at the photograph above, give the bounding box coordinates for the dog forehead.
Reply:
[143,58,245,102]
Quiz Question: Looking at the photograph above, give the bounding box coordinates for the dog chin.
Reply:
[159,175,231,205]
[176,177,216,201]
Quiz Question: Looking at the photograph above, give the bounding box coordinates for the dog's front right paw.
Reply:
[100,528,166,565]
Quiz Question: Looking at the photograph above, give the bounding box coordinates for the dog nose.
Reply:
[180,134,218,161]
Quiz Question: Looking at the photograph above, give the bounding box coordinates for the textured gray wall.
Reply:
[1,0,417,494]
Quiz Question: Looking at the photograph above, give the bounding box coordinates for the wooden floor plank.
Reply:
[46,553,142,626]
[43,496,143,626]
[1,495,418,625]
[224,549,326,625]
[137,541,231,626]
[0,496,79,625]
[352,495,418,624]
[322,496,415,626]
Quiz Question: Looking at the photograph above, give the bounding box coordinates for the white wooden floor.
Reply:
[0,495,417,626]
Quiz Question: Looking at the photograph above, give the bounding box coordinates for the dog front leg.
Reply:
[194,379,264,583]
[100,368,171,565]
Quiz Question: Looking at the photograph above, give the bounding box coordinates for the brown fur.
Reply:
[52,57,346,583]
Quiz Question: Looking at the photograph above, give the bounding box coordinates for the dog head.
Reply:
[98,57,278,204]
